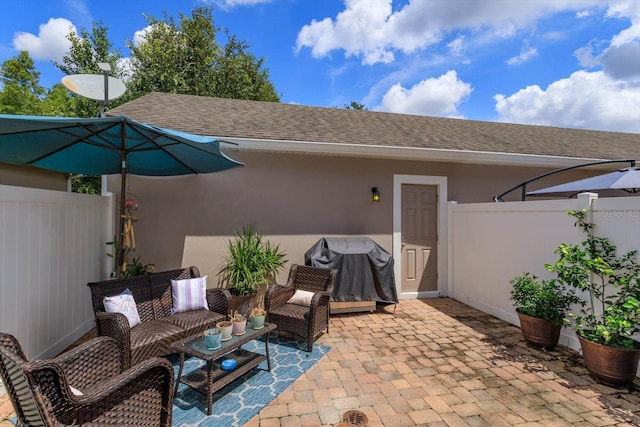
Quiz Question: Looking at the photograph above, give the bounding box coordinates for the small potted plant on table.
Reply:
[510,273,579,350]
[249,306,267,330]
[232,310,247,335]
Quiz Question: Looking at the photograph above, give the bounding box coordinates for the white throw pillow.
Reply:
[286,289,316,307]
[103,288,141,328]
[171,276,209,314]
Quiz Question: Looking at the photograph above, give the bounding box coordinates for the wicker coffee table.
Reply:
[171,322,277,415]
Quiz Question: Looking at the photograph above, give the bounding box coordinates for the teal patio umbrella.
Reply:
[0,114,243,275]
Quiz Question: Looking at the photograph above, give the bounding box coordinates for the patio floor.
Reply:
[2,298,640,426]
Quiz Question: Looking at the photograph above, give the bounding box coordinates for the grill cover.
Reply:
[305,237,398,304]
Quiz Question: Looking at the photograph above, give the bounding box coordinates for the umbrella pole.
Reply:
[117,156,127,278]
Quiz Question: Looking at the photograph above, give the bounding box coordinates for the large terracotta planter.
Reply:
[578,335,640,387]
[516,310,562,350]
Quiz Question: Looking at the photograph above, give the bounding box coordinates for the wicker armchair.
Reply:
[265,264,337,351]
[0,332,174,426]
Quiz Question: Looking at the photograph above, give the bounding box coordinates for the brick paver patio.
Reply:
[2,298,640,426]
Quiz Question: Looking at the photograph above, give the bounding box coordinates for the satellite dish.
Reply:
[62,74,126,101]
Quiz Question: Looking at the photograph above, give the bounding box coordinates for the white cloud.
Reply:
[12,18,75,63]
[506,45,538,66]
[296,0,604,65]
[494,70,640,132]
[376,70,472,117]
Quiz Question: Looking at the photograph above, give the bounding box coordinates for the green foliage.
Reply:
[54,21,128,118]
[70,175,101,194]
[122,256,155,278]
[127,6,279,101]
[220,225,287,296]
[344,101,367,110]
[2,8,280,119]
[510,273,580,326]
[0,51,45,115]
[547,209,640,349]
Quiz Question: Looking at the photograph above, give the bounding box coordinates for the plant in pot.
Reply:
[219,225,287,315]
[249,306,267,330]
[231,310,247,336]
[547,209,640,387]
[510,273,579,350]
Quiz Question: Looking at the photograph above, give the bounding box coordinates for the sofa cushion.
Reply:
[159,309,224,331]
[129,320,185,364]
[171,276,208,314]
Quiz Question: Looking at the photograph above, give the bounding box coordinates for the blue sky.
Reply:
[1,1,640,133]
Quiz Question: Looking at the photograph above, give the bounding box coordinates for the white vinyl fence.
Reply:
[449,193,640,377]
[0,185,114,362]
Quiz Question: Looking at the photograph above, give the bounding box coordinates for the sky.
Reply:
[1,0,640,134]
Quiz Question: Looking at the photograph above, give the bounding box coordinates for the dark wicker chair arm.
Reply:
[265,284,296,310]
[308,290,332,317]
[206,287,232,319]
[24,356,174,426]
[54,336,122,390]
[95,311,132,369]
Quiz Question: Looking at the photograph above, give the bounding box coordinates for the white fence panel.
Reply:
[449,193,640,378]
[0,185,113,360]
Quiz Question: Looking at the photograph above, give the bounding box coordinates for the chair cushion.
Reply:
[270,303,310,320]
[287,289,315,307]
[171,276,208,314]
[103,289,141,328]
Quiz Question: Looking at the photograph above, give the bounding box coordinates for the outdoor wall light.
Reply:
[371,187,381,202]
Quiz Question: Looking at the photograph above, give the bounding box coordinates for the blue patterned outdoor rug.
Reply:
[170,335,329,427]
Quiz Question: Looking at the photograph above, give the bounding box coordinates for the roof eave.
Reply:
[217,137,610,169]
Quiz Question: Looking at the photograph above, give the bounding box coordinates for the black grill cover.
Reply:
[305,237,399,304]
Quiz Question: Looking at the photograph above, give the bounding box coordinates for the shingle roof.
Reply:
[108,92,640,160]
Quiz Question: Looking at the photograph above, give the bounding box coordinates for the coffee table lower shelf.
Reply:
[179,348,266,405]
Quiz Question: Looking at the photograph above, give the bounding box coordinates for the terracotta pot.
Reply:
[578,335,640,387]
[516,310,562,350]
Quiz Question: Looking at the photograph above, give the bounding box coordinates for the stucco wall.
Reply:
[0,163,67,191]
[108,150,602,283]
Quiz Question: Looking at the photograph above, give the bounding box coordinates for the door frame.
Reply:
[393,174,448,299]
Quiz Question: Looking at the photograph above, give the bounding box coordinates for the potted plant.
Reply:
[219,225,287,315]
[216,320,233,341]
[231,310,247,336]
[510,273,579,350]
[547,209,640,387]
[249,306,267,330]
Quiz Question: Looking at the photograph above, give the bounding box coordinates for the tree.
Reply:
[127,6,279,101]
[55,21,127,118]
[345,101,366,110]
[0,51,45,115]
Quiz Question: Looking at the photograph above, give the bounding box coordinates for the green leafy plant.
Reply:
[546,209,640,349]
[510,273,579,326]
[219,225,287,296]
[122,256,155,278]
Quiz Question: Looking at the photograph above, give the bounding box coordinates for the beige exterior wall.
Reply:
[0,163,67,191]
[110,150,603,286]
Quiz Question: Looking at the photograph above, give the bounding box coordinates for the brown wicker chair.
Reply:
[265,264,337,351]
[0,332,174,426]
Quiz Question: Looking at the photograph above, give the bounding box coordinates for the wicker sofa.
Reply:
[87,266,230,368]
